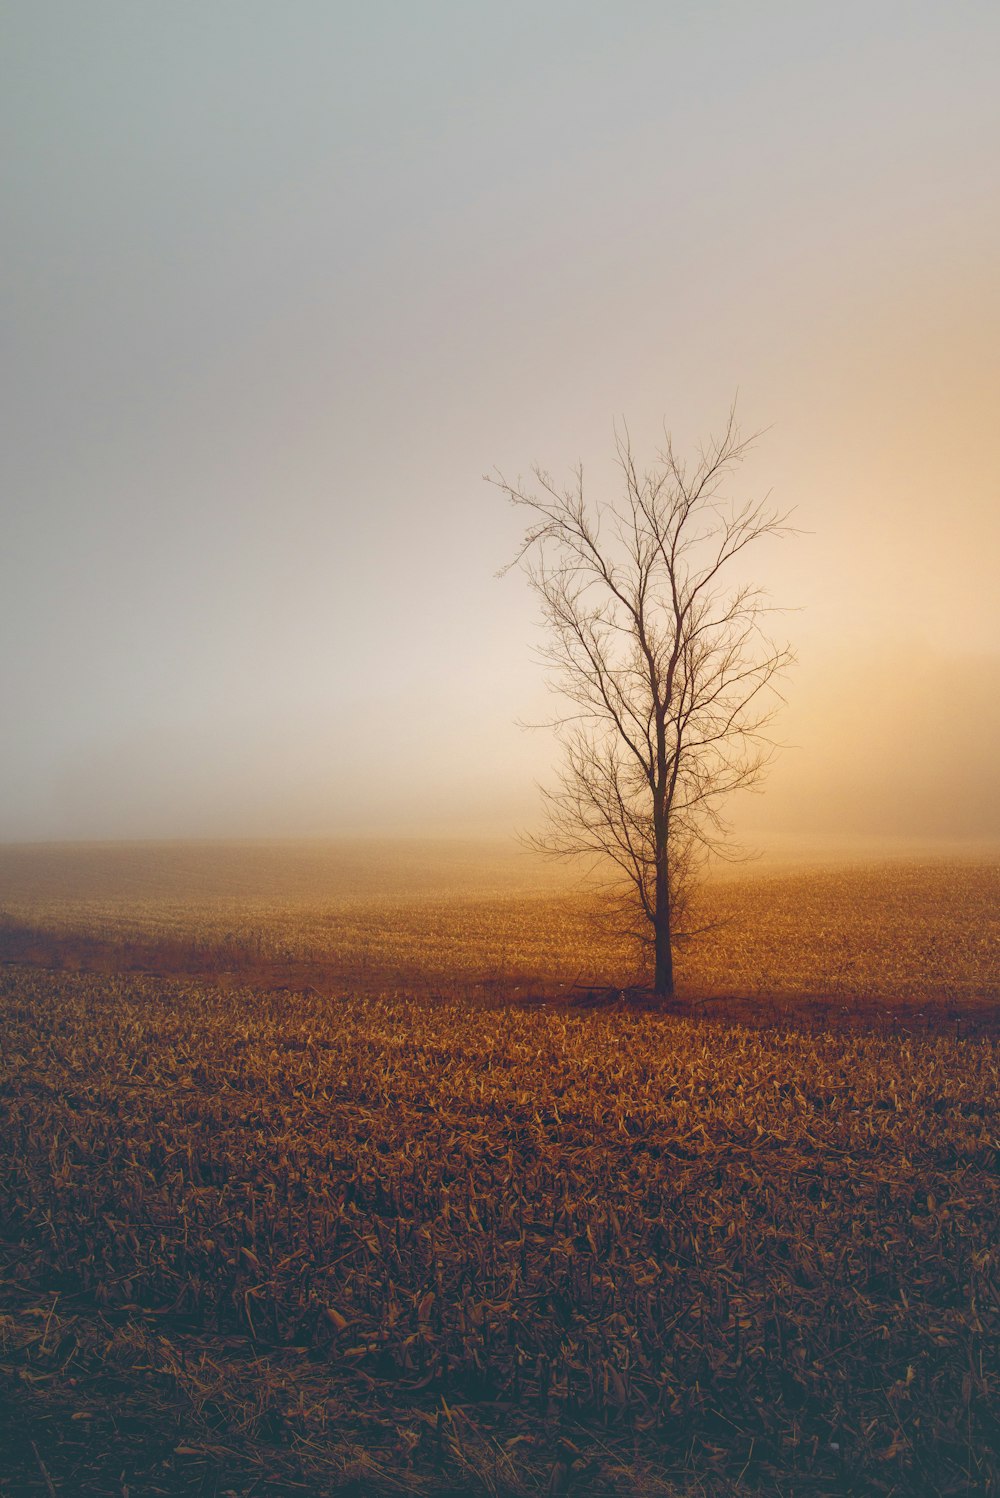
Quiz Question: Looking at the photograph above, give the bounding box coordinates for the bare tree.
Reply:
[490,412,794,999]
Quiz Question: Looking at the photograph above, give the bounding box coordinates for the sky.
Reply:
[2,1,998,847]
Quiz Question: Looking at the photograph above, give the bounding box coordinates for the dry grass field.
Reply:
[0,839,996,1018]
[0,841,998,1495]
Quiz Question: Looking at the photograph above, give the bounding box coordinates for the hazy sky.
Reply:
[3,1,998,845]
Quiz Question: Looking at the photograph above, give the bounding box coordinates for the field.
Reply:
[0,841,998,1496]
[0,840,996,1020]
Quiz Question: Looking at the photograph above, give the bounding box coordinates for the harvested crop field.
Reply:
[0,840,997,1022]
[0,843,998,1495]
[1,977,998,1495]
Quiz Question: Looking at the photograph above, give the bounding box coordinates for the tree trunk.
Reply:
[653,857,674,998]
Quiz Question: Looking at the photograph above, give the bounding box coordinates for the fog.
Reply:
[735,645,1000,849]
[2,3,998,850]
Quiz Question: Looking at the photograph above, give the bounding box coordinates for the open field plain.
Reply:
[0,839,997,1023]
[0,841,998,1495]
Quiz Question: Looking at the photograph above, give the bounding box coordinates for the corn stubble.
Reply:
[0,858,996,1018]
[1,967,997,1496]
